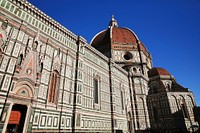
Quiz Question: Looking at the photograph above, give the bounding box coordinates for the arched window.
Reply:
[123,51,133,60]
[138,98,145,116]
[48,70,60,104]
[121,90,124,110]
[186,95,194,106]
[166,84,170,91]
[94,78,99,104]
[181,104,188,118]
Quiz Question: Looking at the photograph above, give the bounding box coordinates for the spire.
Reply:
[109,15,118,28]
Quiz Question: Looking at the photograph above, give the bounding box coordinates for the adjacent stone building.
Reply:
[0,0,198,132]
[147,68,198,132]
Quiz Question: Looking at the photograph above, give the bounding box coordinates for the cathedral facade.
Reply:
[0,0,198,133]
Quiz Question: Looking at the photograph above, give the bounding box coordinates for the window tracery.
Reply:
[48,70,60,104]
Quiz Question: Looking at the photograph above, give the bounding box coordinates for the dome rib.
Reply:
[90,17,150,57]
[90,29,107,46]
[111,27,138,45]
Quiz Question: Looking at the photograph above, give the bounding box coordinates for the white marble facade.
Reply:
[0,0,198,133]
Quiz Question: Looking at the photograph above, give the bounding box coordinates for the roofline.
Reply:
[90,29,107,45]
[123,27,140,41]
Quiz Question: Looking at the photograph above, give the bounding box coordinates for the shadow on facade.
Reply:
[193,106,200,133]
[147,109,199,133]
[6,104,27,133]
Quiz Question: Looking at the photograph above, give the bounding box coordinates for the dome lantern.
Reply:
[108,15,118,28]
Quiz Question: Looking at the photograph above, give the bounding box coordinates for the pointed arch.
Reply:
[13,80,35,98]
[48,70,60,104]
[178,95,189,118]
[93,74,100,106]
[186,95,194,106]
[93,78,99,104]
[170,95,178,113]
[120,88,125,110]
[166,83,171,91]
[138,97,145,115]
[52,54,61,72]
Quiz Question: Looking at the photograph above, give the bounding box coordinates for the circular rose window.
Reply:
[123,52,133,60]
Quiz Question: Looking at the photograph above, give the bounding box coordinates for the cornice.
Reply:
[11,0,78,42]
[84,44,109,62]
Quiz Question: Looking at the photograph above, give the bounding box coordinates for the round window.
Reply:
[123,52,133,60]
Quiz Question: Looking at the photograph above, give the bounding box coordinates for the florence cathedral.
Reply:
[0,0,199,133]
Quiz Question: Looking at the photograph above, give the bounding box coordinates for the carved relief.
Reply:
[12,81,35,98]
[0,20,8,48]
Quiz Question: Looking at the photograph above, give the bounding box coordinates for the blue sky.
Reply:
[29,0,200,105]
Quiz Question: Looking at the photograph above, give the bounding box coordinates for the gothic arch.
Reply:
[93,74,100,105]
[166,83,171,91]
[170,95,177,104]
[186,95,194,106]
[93,72,101,80]
[138,97,145,116]
[52,55,61,73]
[178,95,185,104]
[48,70,60,104]
[13,80,35,98]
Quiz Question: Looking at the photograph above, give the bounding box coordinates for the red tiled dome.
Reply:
[91,30,110,48]
[90,17,149,56]
[91,27,149,55]
[112,27,137,44]
[148,67,171,77]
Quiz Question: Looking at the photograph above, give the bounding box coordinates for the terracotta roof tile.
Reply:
[91,27,150,56]
[148,67,171,77]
